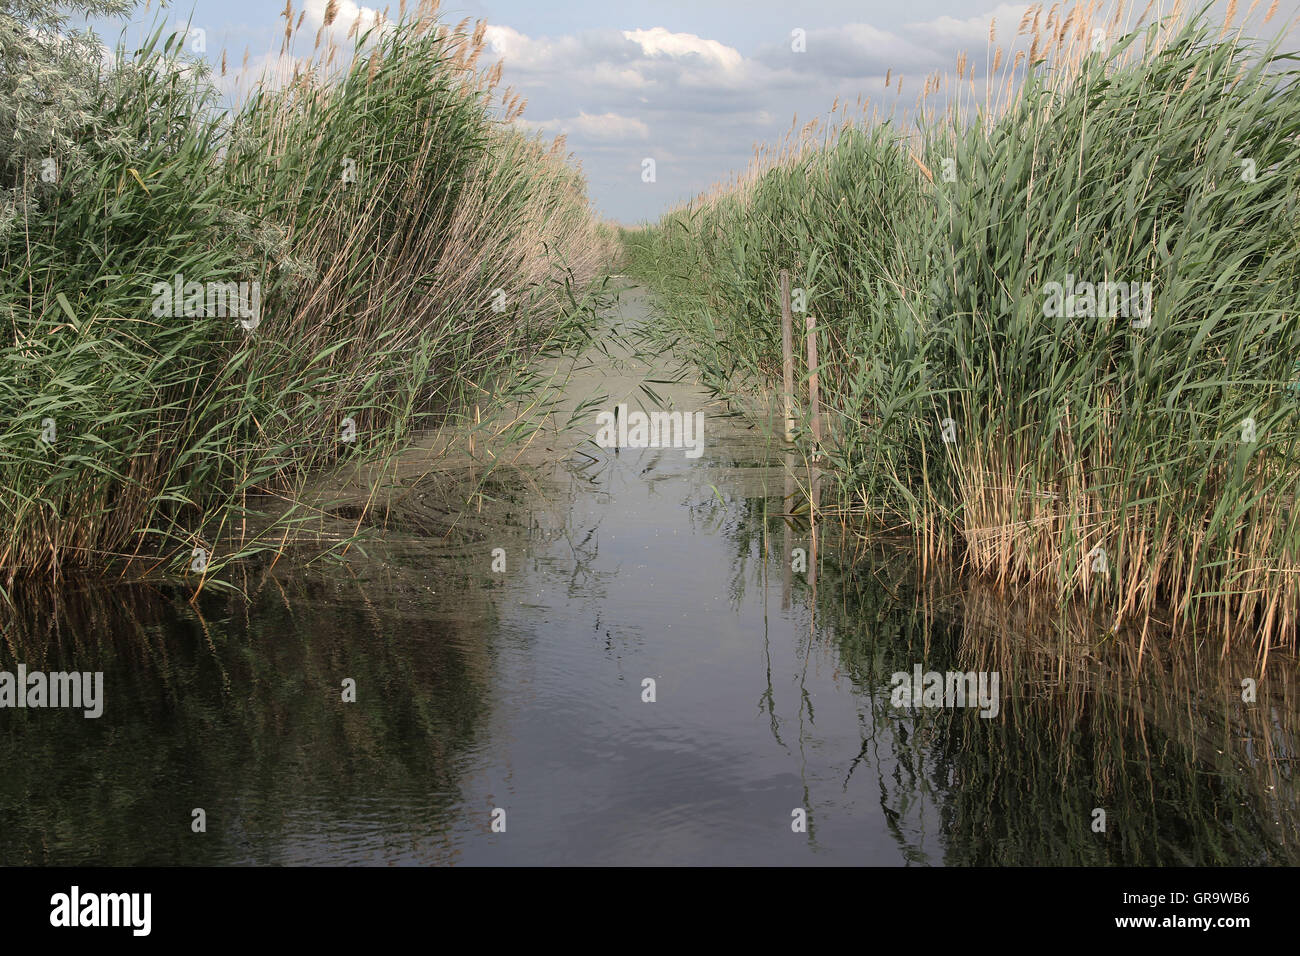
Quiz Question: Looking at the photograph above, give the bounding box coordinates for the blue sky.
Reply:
[92,0,1299,223]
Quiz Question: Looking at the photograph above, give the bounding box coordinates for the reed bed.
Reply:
[627,0,1300,656]
[0,0,616,591]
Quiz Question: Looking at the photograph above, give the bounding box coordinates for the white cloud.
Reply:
[214,51,308,101]
[483,24,757,91]
[517,111,650,142]
[756,22,939,76]
[905,3,1034,48]
[622,27,744,73]
[302,0,384,42]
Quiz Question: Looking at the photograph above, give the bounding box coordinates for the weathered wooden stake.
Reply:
[806,309,821,460]
[780,270,795,443]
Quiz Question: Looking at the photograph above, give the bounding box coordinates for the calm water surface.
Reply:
[2,287,1296,865]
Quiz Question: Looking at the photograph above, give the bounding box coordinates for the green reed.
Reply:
[0,4,615,591]
[626,6,1300,651]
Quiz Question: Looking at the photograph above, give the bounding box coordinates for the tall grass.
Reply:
[627,1,1300,655]
[0,1,615,590]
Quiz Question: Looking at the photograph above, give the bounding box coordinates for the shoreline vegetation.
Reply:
[5,0,1298,670]
[0,0,616,597]
[625,1,1300,658]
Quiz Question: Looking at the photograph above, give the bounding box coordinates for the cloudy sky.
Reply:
[93,0,1299,223]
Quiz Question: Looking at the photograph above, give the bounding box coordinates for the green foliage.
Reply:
[627,11,1300,647]
[0,5,613,585]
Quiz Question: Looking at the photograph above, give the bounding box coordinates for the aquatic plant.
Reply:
[0,1,616,589]
[627,1,1300,653]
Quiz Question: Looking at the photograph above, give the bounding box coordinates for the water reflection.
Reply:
[0,287,1294,865]
[807,559,1298,865]
[1,567,499,864]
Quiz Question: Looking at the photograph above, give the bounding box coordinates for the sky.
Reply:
[87,0,1300,224]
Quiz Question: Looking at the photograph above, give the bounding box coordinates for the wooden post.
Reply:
[780,270,795,443]
[806,309,822,520]
[806,310,820,460]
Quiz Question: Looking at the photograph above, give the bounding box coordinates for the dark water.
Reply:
[2,287,1297,865]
